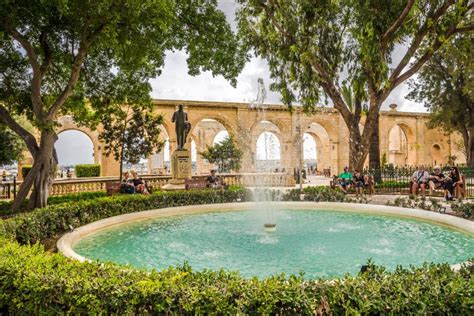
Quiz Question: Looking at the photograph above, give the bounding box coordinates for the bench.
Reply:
[184,179,208,190]
[323,168,331,177]
[330,175,374,195]
[410,174,466,198]
[105,181,121,195]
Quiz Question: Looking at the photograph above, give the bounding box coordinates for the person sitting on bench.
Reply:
[448,166,463,199]
[428,166,454,200]
[120,171,135,194]
[337,166,353,194]
[411,165,429,197]
[353,170,369,197]
[131,170,149,195]
[206,169,222,189]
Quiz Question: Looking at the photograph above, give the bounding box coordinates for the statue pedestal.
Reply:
[162,149,192,190]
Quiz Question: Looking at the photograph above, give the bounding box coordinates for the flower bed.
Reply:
[0,188,472,313]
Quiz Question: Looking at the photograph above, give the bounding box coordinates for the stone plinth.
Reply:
[162,149,191,190]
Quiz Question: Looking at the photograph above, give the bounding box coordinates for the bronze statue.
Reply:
[171,104,191,150]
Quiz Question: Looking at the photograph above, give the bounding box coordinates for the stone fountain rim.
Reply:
[57,201,474,271]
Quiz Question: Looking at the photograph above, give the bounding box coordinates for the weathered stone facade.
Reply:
[21,99,465,177]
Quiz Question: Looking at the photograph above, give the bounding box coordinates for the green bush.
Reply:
[452,202,474,220]
[0,191,108,217]
[21,165,32,179]
[0,188,471,313]
[283,186,348,202]
[375,181,410,189]
[75,164,101,177]
[0,239,471,314]
[0,188,250,244]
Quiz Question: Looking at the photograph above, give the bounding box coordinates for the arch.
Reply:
[188,114,237,140]
[148,126,171,174]
[387,122,416,166]
[213,130,230,145]
[431,144,443,166]
[303,122,332,171]
[256,131,281,172]
[55,130,94,177]
[190,118,231,174]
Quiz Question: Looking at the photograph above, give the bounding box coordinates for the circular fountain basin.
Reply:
[58,202,474,279]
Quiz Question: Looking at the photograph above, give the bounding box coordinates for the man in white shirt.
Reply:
[411,165,429,197]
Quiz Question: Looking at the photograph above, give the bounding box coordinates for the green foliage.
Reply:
[0,123,24,165]
[0,0,246,209]
[283,186,350,202]
[408,35,474,166]
[75,164,101,178]
[0,191,108,217]
[0,239,471,314]
[451,202,474,220]
[0,188,250,244]
[21,165,32,179]
[375,181,410,189]
[98,106,164,174]
[200,136,243,172]
[387,196,442,212]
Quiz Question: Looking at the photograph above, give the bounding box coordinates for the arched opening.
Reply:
[431,144,443,166]
[55,130,94,178]
[148,127,171,174]
[305,122,331,172]
[303,133,317,174]
[256,131,281,172]
[191,119,230,174]
[213,130,230,145]
[387,123,416,166]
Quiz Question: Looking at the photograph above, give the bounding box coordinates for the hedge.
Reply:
[0,188,472,313]
[0,191,108,217]
[21,165,32,179]
[75,164,101,177]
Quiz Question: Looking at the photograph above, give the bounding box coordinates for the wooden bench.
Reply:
[323,168,331,177]
[330,175,374,195]
[184,179,208,190]
[410,174,466,198]
[105,181,121,195]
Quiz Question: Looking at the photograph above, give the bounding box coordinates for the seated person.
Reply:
[206,169,223,189]
[428,166,453,200]
[338,166,353,193]
[120,171,135,194]
[449,166,464,199]
[131,170,149,194]
[352,170,368,197]
[411,165,429,197]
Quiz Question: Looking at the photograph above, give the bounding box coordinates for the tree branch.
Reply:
[0,104,39,156]
[46,23,106,119]
[0,20,44,118]
[39,32,53,74]
[388,0,455,85]
[381,0,415,51]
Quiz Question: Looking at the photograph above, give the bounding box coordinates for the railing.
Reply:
[0,173,293,200]
[362,166,474,197]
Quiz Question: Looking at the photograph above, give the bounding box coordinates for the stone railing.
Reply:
[0,172,295,199]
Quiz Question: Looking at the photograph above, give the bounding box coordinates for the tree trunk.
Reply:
[12,130,57,211]
[468,127,474,167]
[369,111,381,169]
[348,121,367,171]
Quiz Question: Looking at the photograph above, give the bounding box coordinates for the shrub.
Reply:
[451,202,474,220]
[375,181,410,189]
[0,239,471,314]
[75,164,101,177]
[0,191,107,217]
[283,186,349,202]
[0,188,250,244]
[21,165,32,178]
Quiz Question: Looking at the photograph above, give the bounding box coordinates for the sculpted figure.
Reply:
[171,104,191,150]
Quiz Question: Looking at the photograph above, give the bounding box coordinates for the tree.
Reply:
[0,123,24,166]
[237,0,473,171]
[0,0,246,210]
[98,104,164,178]
[408,35,474,167]
[200,136,243,173]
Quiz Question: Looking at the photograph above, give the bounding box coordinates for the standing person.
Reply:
[411,165,429,197]
[337,166,353,194]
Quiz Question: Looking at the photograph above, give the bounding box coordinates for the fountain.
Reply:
[250,78,279,232]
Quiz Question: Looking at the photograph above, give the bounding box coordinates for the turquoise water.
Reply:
[74,209,474,279]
